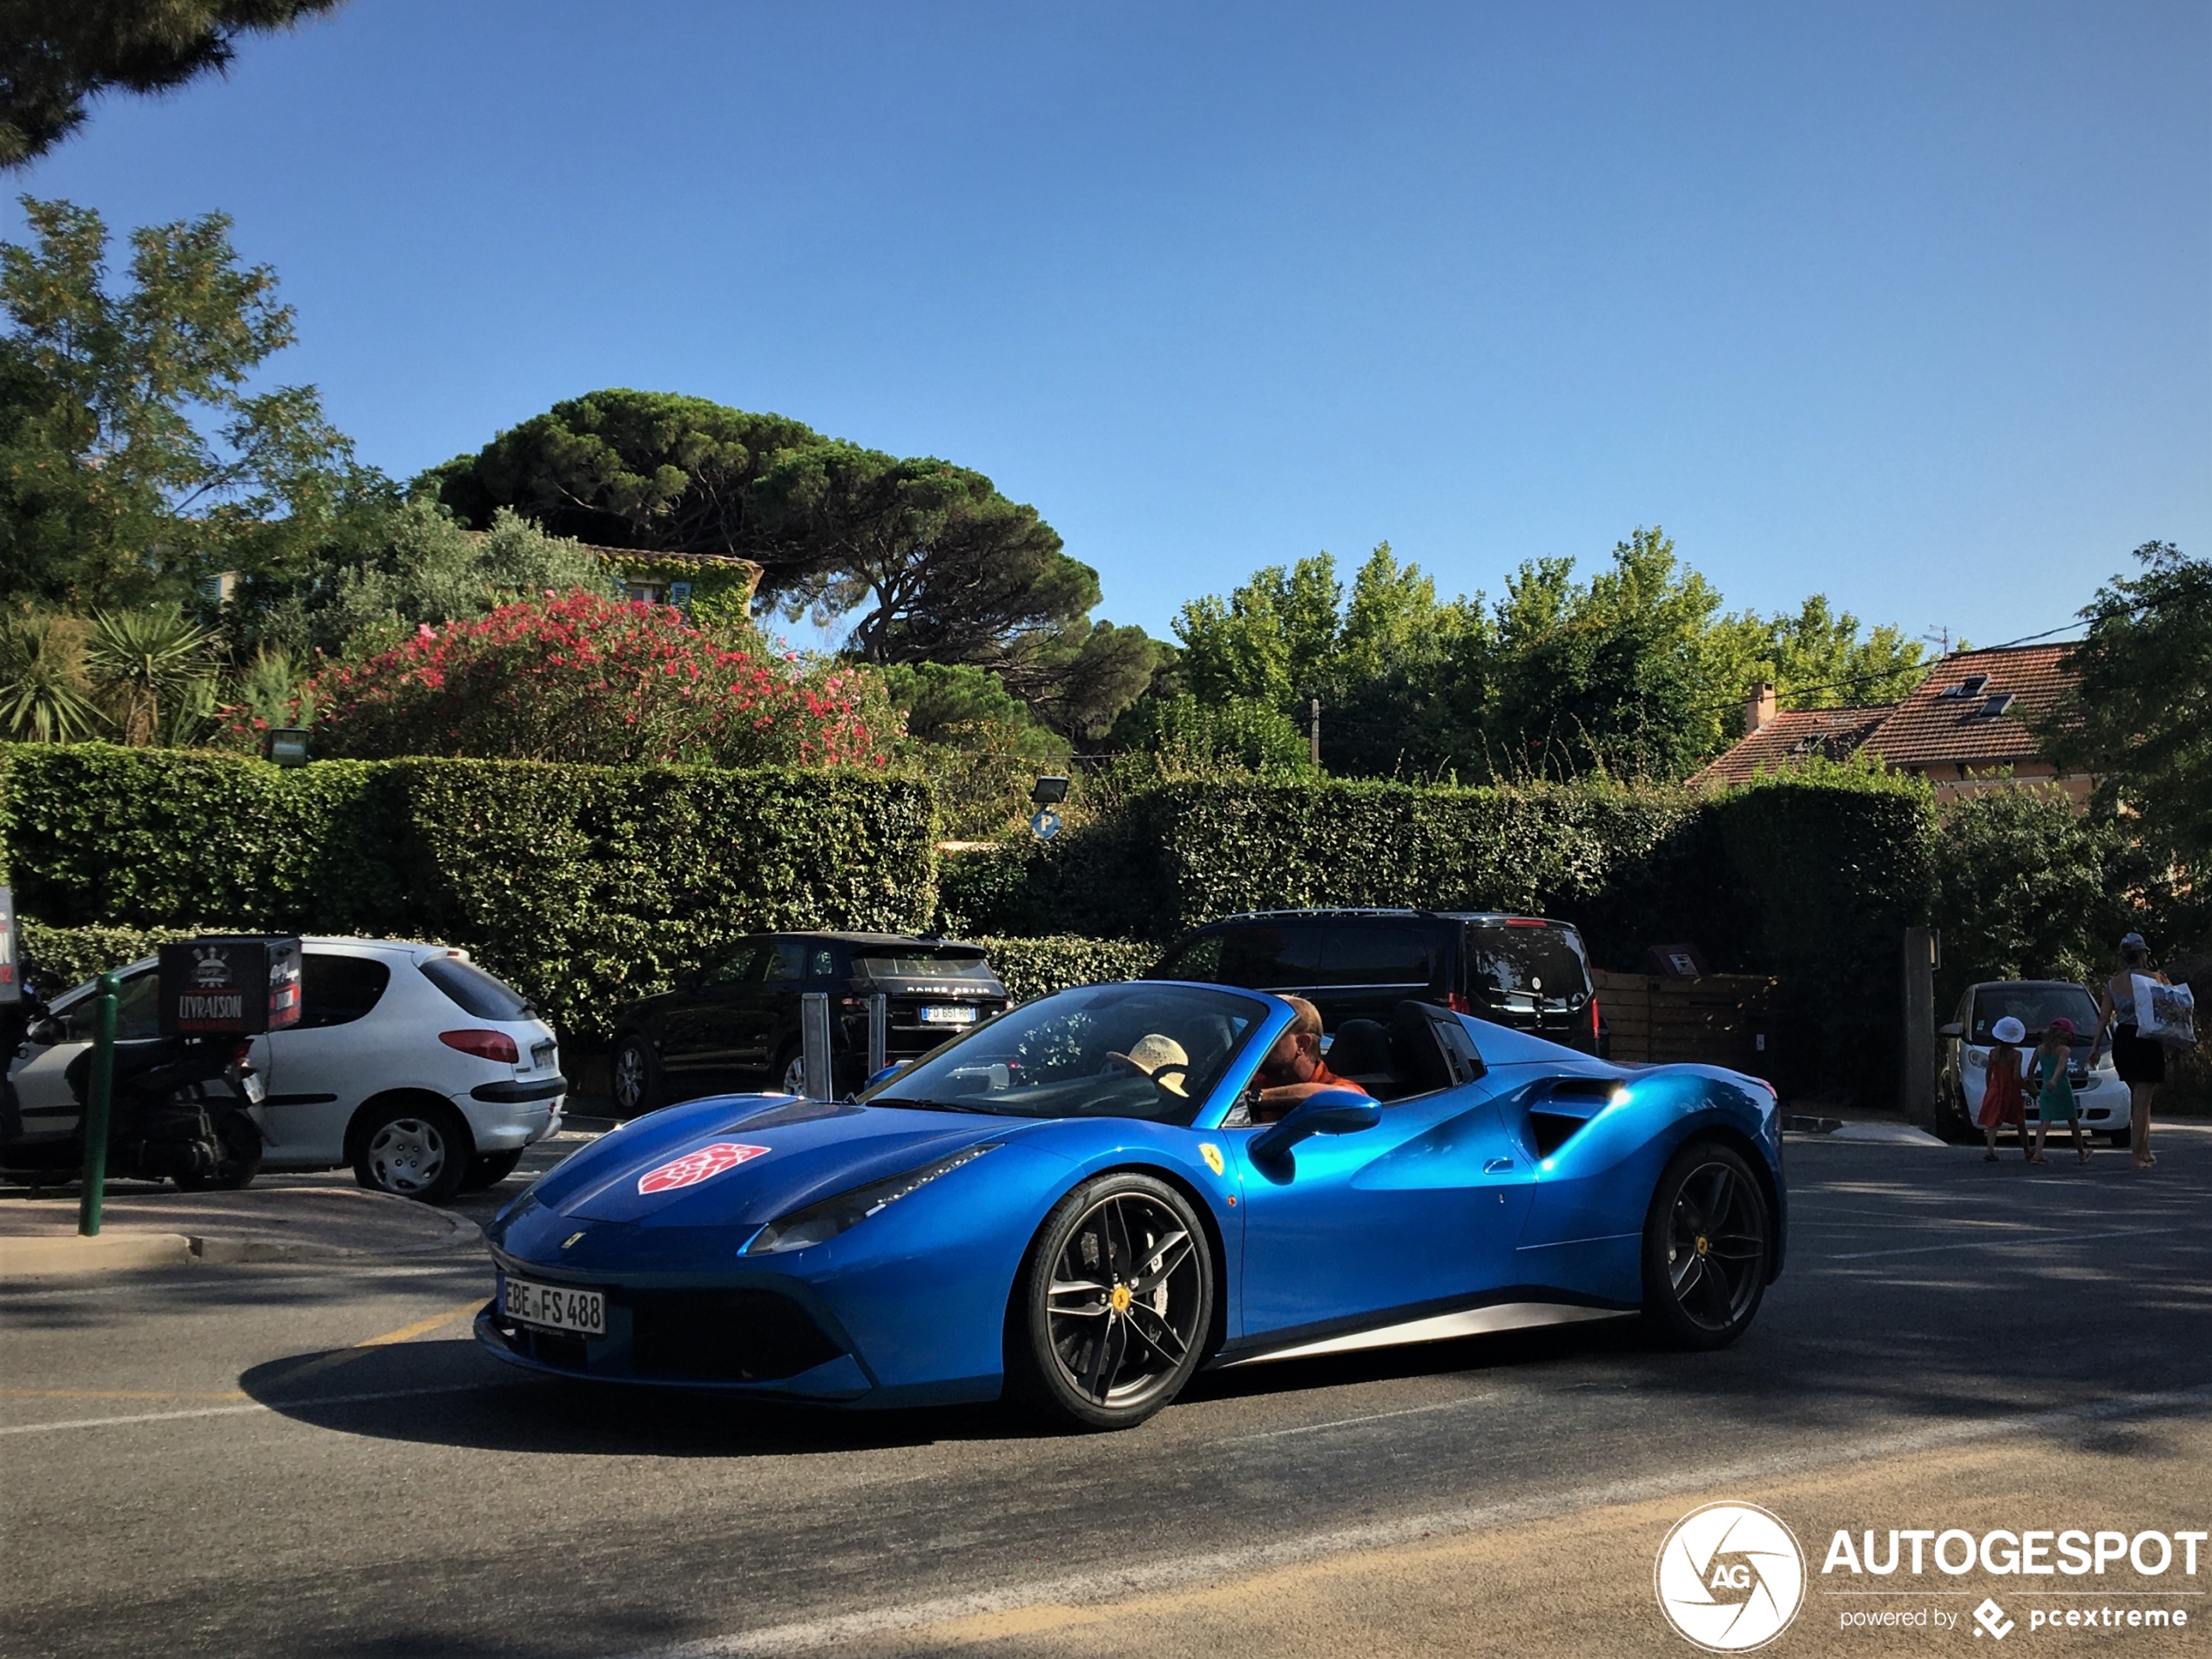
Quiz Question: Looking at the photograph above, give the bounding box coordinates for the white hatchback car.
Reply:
[1937,979,2127,1144]
[7,939,565,1204]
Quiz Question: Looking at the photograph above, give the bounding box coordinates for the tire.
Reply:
[1641,1140,1773,1351]
[1932,1080,1975,1144]
[460,1149,525,1192]
[2107,1130,2132,1148]
[610,1032,662,1116]
[1005,1172,1213,1431]
[352,1100,470,1205]
[173,1109,262,1192]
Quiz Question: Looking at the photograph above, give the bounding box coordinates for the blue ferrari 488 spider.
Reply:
[479,981,1785,1428]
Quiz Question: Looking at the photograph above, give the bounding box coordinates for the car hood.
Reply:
[514,1094,1019,1231]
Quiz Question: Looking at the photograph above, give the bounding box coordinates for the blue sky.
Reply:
[8,2,2207,652]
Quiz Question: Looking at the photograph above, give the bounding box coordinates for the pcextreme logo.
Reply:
[1656,1501,1809,1652]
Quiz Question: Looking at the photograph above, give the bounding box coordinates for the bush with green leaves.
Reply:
[0,742,935,1038]
[970,935,1155,1002]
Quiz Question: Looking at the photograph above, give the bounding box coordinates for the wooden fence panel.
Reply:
[1593,970,1777,1070]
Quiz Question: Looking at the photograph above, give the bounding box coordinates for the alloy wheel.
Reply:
[1043,1191,1205,1410]
[1663,1159,1767,1331]
[612,1042,649,1112]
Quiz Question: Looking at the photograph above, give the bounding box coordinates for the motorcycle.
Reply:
[1,993,265,1190]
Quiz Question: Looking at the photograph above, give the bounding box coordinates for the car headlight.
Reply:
[742,1143,1000,1255]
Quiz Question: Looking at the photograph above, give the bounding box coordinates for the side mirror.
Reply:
[862,1062,905,1092]
[676,968,701,995]
[24,1016,63,1046]
[1250,1088,1382,1163]
[1938,1022,1963,1040]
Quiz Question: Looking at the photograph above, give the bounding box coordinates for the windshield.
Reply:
[861,983,1274,1127]
[1971,984,2097,1045]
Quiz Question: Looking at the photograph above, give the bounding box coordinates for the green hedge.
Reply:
[941,771,1938,1104]
[972,935,1156,1002]
[17,920,198,995]
[1,744,935,1039]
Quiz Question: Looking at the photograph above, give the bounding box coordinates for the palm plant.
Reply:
[0,614,107,743]
[84,609,218,745]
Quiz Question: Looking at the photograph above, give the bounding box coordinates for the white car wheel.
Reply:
[354,1103,468,1204]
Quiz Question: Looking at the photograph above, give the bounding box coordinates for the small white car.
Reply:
[7,939,564,1204]
[1937,979,2126,1143]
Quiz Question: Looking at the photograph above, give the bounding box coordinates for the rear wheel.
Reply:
[460,1149,525,1191]
[1006,1173,1212,1431]
[1642,1141,1771,1350]
[775,1043,806,1097]
[173,1109,262,1192]
[353,1100,469,1205]
[610,1033,662,1116]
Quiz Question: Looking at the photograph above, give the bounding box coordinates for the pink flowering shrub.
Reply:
[267,591,888,768]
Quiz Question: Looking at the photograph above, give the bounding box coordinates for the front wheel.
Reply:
[1641,1141,1772,1350]
[1006,1173,1213,1431]
[353,1101,469,1205]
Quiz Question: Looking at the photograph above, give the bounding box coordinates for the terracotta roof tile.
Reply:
[1691,705,1897,787]
[1858,644,2077,768]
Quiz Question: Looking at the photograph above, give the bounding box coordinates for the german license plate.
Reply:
[919,1005,978,1025]
[502,1275,604,1337]
[531,1040,558,1072]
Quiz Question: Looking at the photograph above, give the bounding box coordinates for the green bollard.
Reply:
[77,971,118,1237]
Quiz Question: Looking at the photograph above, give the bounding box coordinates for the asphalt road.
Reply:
[5,1126,2209,1659]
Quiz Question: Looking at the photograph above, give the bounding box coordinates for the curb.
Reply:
[0,1231,195,1277]
[0,1204,482,1279]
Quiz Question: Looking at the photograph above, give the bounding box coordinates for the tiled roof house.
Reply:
[1692,644,2089,804]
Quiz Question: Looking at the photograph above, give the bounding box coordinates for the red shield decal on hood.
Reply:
[636,1142,770,1195]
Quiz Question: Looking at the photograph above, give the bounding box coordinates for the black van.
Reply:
[608,934,1010,1114]
[1144,909,1605,1055]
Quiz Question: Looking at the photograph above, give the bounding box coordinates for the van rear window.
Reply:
[855,950,996,980]
[1465,923,1589,1000]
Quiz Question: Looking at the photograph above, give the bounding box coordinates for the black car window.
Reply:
[1463,922,1590,1002]
[419,955,533,1021]
[1318,927,1437,988]
[112,968,160,1041]
[765,941,807,982]
[298,954,391,1028]
[704,943,764,987]
[1200,923,1324,988]
[1150,931,1223,981]
[808,946,838,979]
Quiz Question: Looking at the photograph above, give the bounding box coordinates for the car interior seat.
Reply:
[1324,1018,1397,1100]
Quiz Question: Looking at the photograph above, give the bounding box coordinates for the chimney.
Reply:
[1745,682,1777,737]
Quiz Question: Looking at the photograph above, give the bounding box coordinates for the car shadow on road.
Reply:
[236,1337,1030,1458]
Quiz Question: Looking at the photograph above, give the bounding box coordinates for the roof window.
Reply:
[1944,674,1990,698]
[1981,692,2015,718]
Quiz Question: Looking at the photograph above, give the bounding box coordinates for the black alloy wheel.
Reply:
[1642,1141,1771,1350]
[1008,1173,1212,1430]
[610,1034,661,1116]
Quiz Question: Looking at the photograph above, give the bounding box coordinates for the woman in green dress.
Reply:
[2027,1017,2089,1165]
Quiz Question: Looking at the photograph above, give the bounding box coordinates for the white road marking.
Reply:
[1826,1225,2186,1261]
[617,1382,2212,1659]
[0,1381,497,1437]
[1223,1393,1494,1443]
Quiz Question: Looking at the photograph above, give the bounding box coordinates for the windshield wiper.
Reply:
[868,1097,994,1115]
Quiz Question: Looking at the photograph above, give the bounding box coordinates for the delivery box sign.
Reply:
[158,937,304,1036]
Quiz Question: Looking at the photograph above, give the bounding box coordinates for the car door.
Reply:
[657,941,762,1093]
[735,940,809,1082]
[1228,1021,1534,1343]
[253,949,395,1166]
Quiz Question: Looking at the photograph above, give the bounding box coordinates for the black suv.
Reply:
[1144,908,1604,1055]
[609,933,1010,1114]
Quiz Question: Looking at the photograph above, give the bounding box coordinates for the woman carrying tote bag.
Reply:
[2090,933,2173,1171]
